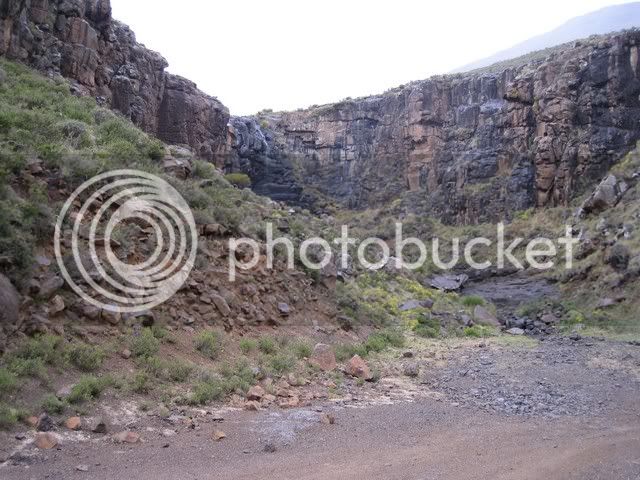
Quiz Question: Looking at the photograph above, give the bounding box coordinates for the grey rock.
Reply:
[399,299,435,312]
[506,328,525,336]
[429,274,469,292]
[38,276,64,299]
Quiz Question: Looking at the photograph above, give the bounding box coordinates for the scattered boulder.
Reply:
[605,244,630,271]
[36,414,54,432]
[91,418,108,434]
[120,349,132,359]
[244,401,260,411]
[212,429,226,441]
[50,295,66,315]
[246,385,265,401]
[26,416,39,428]
[125,310,155,327]
[34,432,58,450]
[101,308,121,325]
[277,303,290,316]
[580,174,628,215]
[429,274,469,292]
[540,313,559,325]
[596,298,617,309]
[506,328,525,336]
[211,294,231,317]
[473,306,501,327]
[64,417,82,431]
[399,299,434,312]
[309,344,337,372]
[346,355,372,380]
[403,363,420,377]
[39,276,64,299]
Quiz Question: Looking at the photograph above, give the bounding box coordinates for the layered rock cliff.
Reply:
[0,0,229,161]
[229,30,640,223]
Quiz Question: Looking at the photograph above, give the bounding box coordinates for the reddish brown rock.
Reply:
[113,431,141,444]
[246,385,265,401]
[309,344,337,372]
[34,433,58,450]
[65,417,82,431]
[346,355,372,380]
[0,0,229,163]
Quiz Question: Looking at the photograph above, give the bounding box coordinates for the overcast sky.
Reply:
[110,0,637,115]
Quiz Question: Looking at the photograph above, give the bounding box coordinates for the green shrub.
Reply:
[7,357,46,378]
[68,344,105,372]
[195,330,223,359]
[188,380,225,405]
[167,360,194,383]
[334,343,368,362]
[67,375,113,404]
[463,325,498,338]
[224,173,251,188]
[139,356,166,378]
[292,340,313,360]
[267,354,293,376]
[219,360,255,393]
[0,403,19,429]
[130,329,160,358]
[129,372,153,394]
[239,338,258,354]
[258,337,277,355]
[6,334,66,377]
[0,368,17,396]
[413,315,441,338]
[41,394,66,414]
[462,296,485,308]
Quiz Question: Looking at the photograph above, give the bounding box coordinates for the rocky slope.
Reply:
[0,0,229,162]
[229,30,640,223]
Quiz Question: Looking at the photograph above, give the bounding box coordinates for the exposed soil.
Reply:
[2,335,639,480]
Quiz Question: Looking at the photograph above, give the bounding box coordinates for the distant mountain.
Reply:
[453,2,640,73]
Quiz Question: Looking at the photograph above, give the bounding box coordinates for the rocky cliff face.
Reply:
[0,0,229,161]
[230,30,640,223]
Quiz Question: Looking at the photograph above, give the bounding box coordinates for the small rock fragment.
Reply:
[113,431,141,444]
[320,413,336,425]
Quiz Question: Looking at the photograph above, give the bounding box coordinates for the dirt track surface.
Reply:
[2,337,640,480]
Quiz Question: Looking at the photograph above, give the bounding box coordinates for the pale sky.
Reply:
[111,0,637,115]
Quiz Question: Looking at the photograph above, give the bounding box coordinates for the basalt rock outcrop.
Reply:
[230,30,640,224]
[0,0,229,161]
